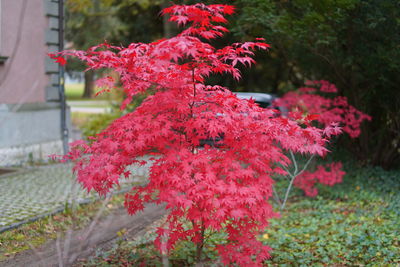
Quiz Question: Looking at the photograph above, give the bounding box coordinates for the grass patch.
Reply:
[65,83,116,100]
[263,162,400,265]
[65,83,84,100]
[71,112,93,130]
[0,195,125,262]
[79,161,400,266]
[71,112,121,138]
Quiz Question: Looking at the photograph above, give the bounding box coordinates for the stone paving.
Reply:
[0,158,152,231]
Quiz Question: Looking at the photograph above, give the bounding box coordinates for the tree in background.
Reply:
[230,0,400,169]
[65,0,399,168]
[65,0,124,98]
[65,0,166,98]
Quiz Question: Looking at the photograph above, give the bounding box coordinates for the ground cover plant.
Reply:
[78,160,400,266]
[51,3,369,266]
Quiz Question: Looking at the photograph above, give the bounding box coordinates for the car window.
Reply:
[255,101,271,108]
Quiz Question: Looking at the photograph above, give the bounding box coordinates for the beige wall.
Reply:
[0,0,50,104]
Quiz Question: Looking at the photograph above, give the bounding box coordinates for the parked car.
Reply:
[233,92,277,109]
[199,92,282,146]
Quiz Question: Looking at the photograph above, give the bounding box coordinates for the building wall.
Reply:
[0,0,48,103]
[0,0,69,166]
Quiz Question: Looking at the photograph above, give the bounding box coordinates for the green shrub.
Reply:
[82,112,121,138]
[80,91,151,138]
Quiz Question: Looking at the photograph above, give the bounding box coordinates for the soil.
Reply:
[0,204,167,267]
[0,169,16,176]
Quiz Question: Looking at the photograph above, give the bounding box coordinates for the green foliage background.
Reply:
[228,0,400,169]
[65,0,400,169]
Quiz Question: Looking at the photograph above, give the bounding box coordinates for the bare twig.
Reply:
[26,241,45,266]
[280,152,315,211]
[161,222,170,267]
[62,178,79,263]
[62,228,73,264]
[56,169,111,265]
[56,233,64,267]
[272,185,282,206]
[296,155,315,178]
[290,150,298,175]
[279,163,292,179]
[66,195,112,264]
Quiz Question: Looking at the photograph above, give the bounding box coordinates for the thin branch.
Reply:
[192,68,196,98]
[297,154,315,178]
[26,241,45,266]
[81,196,111,244]
[279,163,293,179]
[56,233,64,267]
[66,195,111,264]
[195,220,205,267]
[289,150,298,175]
[161,222,170,267]
[280,153,315,211]
[272,185,282,206]
[63,178,79,263]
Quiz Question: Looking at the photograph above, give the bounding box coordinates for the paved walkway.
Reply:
[69,106,112,113]
[2,204,167,266]
[67,100,112,114]
[0,159,152,232]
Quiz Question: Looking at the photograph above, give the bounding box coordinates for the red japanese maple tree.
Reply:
[276,80,371,198]
[52,4,347,266]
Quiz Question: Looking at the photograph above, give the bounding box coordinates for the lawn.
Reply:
[65,83,113,101]
[79,158,400,266]
[65,83,84,99]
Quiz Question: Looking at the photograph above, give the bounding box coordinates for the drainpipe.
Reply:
[58,0,68,154]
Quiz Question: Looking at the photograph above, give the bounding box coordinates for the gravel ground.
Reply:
[0,158,153,232]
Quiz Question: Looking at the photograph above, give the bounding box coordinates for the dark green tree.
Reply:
[65,0,171,98]
[65,0,400,168]
[65,0,124,98]
[231,0,400,168]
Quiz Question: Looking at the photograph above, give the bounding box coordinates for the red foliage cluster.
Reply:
[51,4,357,266]
[294,162,346,197]
[276,80,371,138]
[276,80,370,196]
[48,53,66,66]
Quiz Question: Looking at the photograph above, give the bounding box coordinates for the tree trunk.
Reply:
[195,223,205,267]
[162,1,175,38]
[83,70,94,98]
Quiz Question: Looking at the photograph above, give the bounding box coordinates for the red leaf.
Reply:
[48,53,67,65]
